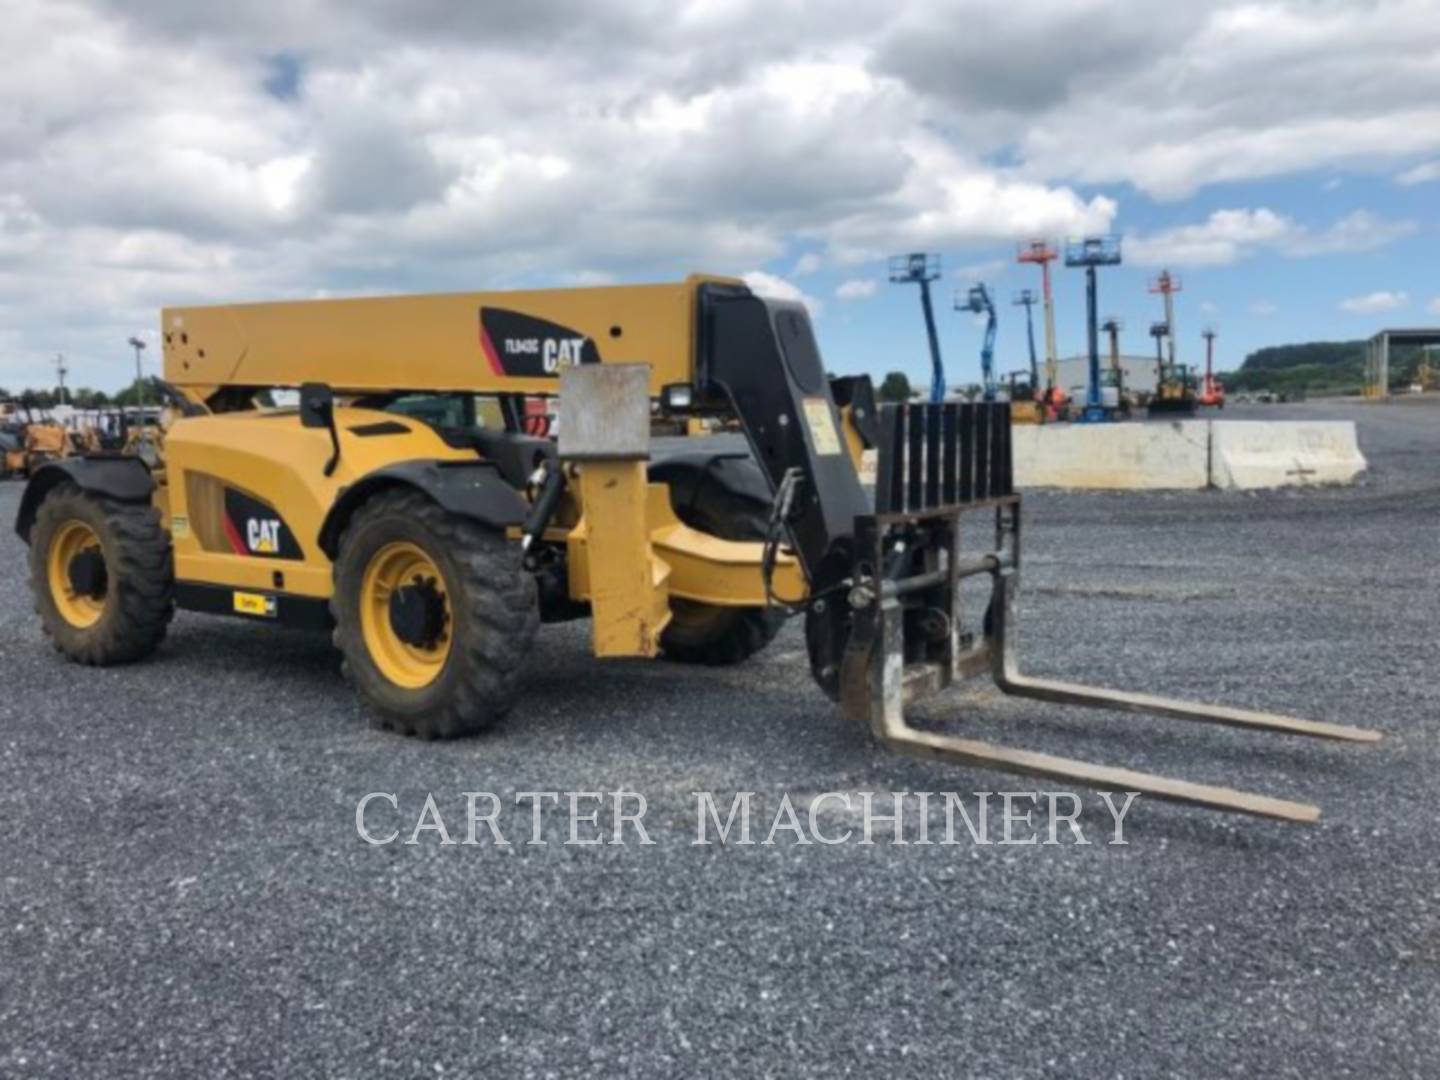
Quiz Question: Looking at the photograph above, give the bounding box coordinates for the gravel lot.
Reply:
[2,398,1437,1077]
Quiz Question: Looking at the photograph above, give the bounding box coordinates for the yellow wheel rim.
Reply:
[359,541,453,690]
[47,520,107,629]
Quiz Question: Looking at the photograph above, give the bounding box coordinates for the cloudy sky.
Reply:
[3,0,1439,393]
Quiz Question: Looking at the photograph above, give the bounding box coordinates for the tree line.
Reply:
[1,376,165,410]
[1226,340,1433,395]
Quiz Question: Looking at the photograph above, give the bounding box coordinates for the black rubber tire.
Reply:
[331,488,539,739]
[659,488,783,666]
[28,484,173,665]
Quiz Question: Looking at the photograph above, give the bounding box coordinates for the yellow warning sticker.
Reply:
[801,398,842,456]
[233,591,276,617]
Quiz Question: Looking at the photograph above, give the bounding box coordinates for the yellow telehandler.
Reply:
[15,275,1377,821]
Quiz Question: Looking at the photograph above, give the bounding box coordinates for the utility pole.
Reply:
[127,336,147,411]
[889,253,945,403]
[1064,235,1122,422]
[1013,289,1039,389]
[54,354,68,406]
[1149,270,1182,370]
[1017,240,1059,393]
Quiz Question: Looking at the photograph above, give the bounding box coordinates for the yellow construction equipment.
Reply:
[15,276,1377,820]
[23,419,71,476]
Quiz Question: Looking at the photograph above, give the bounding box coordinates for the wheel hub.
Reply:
[67,549,108,599]
[388,577,447,650]
[360,540,453,690]
[47,519,108,628]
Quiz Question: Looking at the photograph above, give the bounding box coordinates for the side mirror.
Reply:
[299,383,342,477]
[299,383,334,429]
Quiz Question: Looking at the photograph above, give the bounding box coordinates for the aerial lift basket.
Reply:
[836,401,1377,823]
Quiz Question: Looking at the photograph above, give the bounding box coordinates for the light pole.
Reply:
[127,336,146,411]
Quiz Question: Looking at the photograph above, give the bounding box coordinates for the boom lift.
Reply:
[958,284,998,403]
[1149,322,1198,415]
[1100,316,1130,416]
[1199,327,1225,408]
[15,276,1377,821]
[1017,240,1065,419]
[889,253,946,404]
[1008,289,1044,423]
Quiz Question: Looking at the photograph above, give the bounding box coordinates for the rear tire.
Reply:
[331,488,539,739]
[659,483,783,666]
[28,484,173,664]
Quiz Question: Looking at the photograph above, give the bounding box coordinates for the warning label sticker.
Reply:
[233,591,277,618]
[801,398,843,456]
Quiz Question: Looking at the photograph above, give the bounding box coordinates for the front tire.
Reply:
[28,484,173,664]
[331,488,539,739]
[659,475,783,666]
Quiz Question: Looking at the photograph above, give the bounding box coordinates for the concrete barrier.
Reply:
[859,417,1365,492]
[1210,420,1366,489]
[1012,420,1210,490]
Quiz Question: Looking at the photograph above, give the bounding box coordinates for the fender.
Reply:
[318,459,529,559]
[15,456,155,544]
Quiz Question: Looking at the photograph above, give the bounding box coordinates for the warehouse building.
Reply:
[1050,354,1163,397]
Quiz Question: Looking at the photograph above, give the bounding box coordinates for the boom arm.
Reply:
[961,284,998,402]
[160,275,739,403]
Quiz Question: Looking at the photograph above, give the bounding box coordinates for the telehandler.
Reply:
[16,276,1377,821]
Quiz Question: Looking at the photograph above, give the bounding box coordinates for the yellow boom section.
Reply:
[161,274,739,399]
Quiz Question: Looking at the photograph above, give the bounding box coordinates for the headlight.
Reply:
[660,383,693,413]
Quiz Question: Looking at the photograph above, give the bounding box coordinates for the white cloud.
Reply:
[1339,291,1408,314]
[4,0,1440,390]
[1428,296,1440,315]
[1198,301,1218,316]
[0,0,1123,388]
[741,270,823,316]
[1249,300,1278,316]
[1129,209,1291,267]
[882,2,1440,200]
[791,253,822,276]
[954,258,1009,283]
[1396,161,1440,186]
[835,278,877,300]
[1284,210,1416,256]
[1128,208,1414,267]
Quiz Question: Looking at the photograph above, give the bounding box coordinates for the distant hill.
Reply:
[1226,339,1427,395]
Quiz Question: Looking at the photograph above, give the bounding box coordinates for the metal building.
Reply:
[1365,328,1440,399]
[1051,354,1161,397]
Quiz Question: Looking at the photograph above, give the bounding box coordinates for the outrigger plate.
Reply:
[836,403,1378,823]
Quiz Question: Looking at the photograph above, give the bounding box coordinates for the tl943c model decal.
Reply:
[479,308,601,377]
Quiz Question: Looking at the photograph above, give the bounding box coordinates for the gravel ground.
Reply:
[2,398,1437,1078]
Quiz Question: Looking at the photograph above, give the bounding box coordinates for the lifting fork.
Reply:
[834,403,1378,823]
